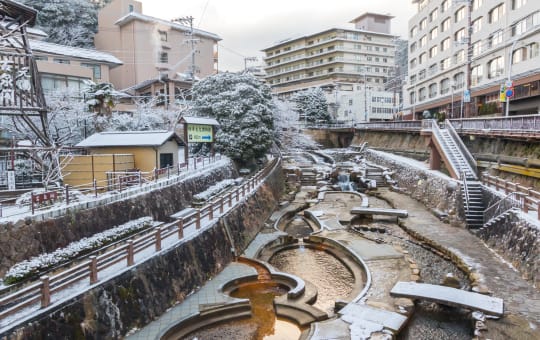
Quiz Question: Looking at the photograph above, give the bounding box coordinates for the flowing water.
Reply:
[269,244,355,314]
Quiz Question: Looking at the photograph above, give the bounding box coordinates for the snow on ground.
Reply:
[0,160,264,332]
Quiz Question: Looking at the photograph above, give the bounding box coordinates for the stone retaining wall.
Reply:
[0,162,237,276]
[1,160,283,339]
[365,149,465,227]
[477,189,540,287]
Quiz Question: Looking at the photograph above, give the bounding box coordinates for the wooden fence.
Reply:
[0,156,278,323]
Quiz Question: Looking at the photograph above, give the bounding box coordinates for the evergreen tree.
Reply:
[291,87,332,124]
[191,72,275,164]
[20,0,108,48]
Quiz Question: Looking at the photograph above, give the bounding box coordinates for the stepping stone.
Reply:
[390,281,504,316]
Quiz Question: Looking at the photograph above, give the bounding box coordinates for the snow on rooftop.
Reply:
[180,116,220,126]
[76,130,182,148]
[115,12,221,41]
[29,39,123,65]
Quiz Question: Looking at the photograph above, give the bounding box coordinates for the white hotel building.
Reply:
[406,0,540,119]
[262,13,400,123]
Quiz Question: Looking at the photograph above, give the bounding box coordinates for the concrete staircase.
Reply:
[365,168,388,188]
[433,122,483,228]
[300,170,317,186]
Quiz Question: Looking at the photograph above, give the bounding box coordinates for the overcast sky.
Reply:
[141,0,417,72]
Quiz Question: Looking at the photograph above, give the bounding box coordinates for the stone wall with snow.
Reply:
[1,160,283,339]
[0,162,237,276]
[365,149,465,227]
[477,191,540,287]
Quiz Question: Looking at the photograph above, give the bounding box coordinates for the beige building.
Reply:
[406,0,540,119]
[94,0,221,106]
[262,13,400,123]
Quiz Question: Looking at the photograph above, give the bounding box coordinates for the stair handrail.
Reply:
[462,173,470,214]
[446,119,478,179]
[483,191,525,224]
[430,119,462,179]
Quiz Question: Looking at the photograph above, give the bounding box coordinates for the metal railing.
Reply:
[355,120,423,131]
[449,114,540,138]
[0,155,222,220]
[482,173,540,220]
[429,119,462,179]
[0,156,280,326]
[446,119,478,178]
[462,172,470,214]
[483,192,525,224]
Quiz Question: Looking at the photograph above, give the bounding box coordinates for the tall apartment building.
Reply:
[262,13,400,123]
[94,0,221,106]
[406,0,540,119]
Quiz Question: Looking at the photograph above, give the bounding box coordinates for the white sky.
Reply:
[141,0,417,72]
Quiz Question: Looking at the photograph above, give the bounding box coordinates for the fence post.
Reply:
[138,171,142,186]
[154,168,158,182]
[0,203,2,218]
[40,276,50,308]
[155,227,162,251]
[94,179,98,197]
[65,185,70,205]
[537,204,540,220]
[127,241,134,266]
[229,193,232,207]
[119,176,123,192]
[167,166,170,179]
[178,219,184,239]
[242,184,245,197]
[220,197,224,214]
[196,209,201,229]
[209,203,214,220]
[89,256,98,284]
[31,192,35,215]
[523,197,529,213]
[236,188,239,201]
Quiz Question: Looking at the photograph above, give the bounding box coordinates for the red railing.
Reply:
[0,156,279,325]
[482,173,540,220]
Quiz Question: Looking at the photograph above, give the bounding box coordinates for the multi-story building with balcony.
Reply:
[406,0,540,119]
[94,0,221,108]
[262,13,400,123]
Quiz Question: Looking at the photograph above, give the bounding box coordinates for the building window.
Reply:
[419,52,427,64]
[472,41,482,56]
[429,63,438,75]
[441,17,451,32]
[419,69,426,80]
[512,47,527,64]
[441,0,450,13]
[441,58,451,70]
[455,6,466,22]
[159,153,173,168]
[420,18,427,30]
[430,8,438,22]
[473,0,483,11]
[430,27,438,40]
[159,52,168,63]
[81,63,102,80]
[512,0,527,10]
[410,91,415,104]
[472,17,483,33]
[441,38,451,51]
[429,83,438,98]
[420,35,427,47]
[128,4,134,12]
[489,3,505,24]
[410,58,417,69]
[471,65,483,85]
[455,50,465,63]
[454,72,465,88]
[159,30,167,42]
[410,26,418,38]
[440,78,450,94]
[529,42,540,58]
[455,28,466,42]
[53,58,70,64]
[429,46,438,58]
[488,56,504,78]
[419,87,426,101]
[410,42,417,53]
[489,30,503,48]
[349,99,353,106]
[34,55,48,61]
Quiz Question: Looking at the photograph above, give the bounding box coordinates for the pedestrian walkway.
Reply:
[380,189,540,326]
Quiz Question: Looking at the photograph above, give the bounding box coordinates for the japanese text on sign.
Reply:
[187,124,213,143]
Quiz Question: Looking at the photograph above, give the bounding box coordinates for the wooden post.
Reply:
[31,192,35,215]
[178,219,184,239]
[220,197,224,213]
[89,256,98,284]
[119,176,123,192]
[65,185,70,205]
[167,166,170,179]
[242,184,245,197]
[155,227,162,251]
[196,209,201,229]
[523,198,529,213]
[94,179,98,197]
[40,276,50,308]
[127,241,134,266]
[537,204,540,220]
[154,168,158,182]
[229,193,232,207]
[209,203,214,220]
[236,188,239,201]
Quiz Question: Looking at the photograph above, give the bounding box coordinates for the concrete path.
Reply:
[381,189,540,325]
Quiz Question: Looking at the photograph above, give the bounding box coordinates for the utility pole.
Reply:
[464,0,472,118]
[172,16,197,80]
[244,57,257,71]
